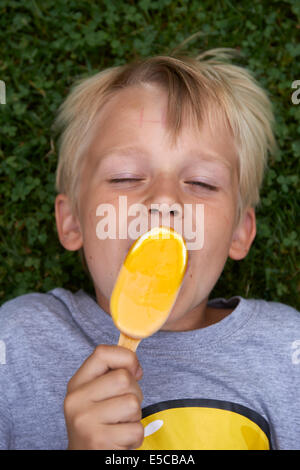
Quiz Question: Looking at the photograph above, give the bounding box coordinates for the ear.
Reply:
[55,194,83,251]
[229,207,256,260]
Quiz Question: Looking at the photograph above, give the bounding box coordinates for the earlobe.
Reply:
[55,194,83,251]
[229,207,256,260]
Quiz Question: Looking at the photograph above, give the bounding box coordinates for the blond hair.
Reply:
[53,48,277,270]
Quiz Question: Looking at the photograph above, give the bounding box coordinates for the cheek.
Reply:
[203,203,235,249]
[187,203,235,281]
[81,206,130,297]
[85,238,129,298]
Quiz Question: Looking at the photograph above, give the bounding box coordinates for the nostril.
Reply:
[149,207,181,217]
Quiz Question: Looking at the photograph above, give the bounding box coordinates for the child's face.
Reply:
[56,83,256,330]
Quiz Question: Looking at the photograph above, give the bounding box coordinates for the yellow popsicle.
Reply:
[110,226,188,351]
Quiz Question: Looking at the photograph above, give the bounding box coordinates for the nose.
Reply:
[146,174,182,226]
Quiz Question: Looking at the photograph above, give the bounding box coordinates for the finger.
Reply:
[106,422,145,450]
[67,344,143,392]
[90,393,142,424]
[72,368,144,404]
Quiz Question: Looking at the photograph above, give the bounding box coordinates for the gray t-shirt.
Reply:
[0,287,299,450]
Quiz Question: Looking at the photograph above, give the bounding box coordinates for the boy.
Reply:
[0,50,299,450]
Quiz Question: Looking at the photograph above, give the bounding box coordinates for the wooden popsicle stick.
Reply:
[118,332,141,352]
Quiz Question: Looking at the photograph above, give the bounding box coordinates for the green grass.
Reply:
[0,0,299,310]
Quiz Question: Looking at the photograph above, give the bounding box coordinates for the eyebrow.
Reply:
[98,146,150,162]
[96,145,233,171]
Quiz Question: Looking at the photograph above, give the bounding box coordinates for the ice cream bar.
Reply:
[110,226,188,350]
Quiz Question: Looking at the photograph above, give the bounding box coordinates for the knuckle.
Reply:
[117,347,138,369]
[127,394,141,416]
[128,351,139,369]
[132,422,144,447]
[138,387,144,403]
[116,368,132,390]
[64,393,75,416]
[94,344,108,358]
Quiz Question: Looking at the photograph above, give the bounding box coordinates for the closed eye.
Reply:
[108,179,217,191]
[109,178,144,183]
[186,181,218,191]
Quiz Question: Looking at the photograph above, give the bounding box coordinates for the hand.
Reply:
[64,344,144,450]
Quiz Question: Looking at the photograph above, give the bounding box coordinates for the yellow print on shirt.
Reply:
[138,399,271,450]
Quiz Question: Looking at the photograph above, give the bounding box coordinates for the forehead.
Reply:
[92,84,169,137]
[85,84,237,170]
